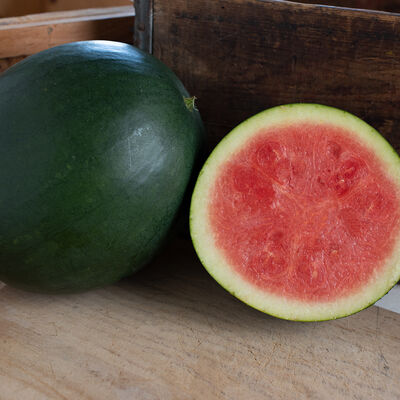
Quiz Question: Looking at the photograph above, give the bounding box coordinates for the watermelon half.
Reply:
[190,104,400,321]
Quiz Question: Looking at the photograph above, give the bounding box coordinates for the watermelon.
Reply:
[190,104,400,321]
[0,40,204,293]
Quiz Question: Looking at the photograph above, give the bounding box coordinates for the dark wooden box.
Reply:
[135,0,400,152]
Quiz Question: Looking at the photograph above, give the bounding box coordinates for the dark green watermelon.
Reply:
[0,40,204,293]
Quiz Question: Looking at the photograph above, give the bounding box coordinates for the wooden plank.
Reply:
[43,0,133,13]
[0,0,43,18]
[295,0,400,13]
[0,239,399,400]
[0,56,24,74]
[0,0,132,18]
[0,6,135,59]
[153,0,400,151]
[133,0,153,52]
[0,7,134,27]
[0,0,396,19]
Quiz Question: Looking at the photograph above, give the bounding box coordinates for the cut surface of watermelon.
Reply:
[190,104,400,321]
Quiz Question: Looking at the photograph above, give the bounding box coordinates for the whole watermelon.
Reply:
[0,40,204,293]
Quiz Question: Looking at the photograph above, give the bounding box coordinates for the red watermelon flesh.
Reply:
[209,122,400,302]
[190,104,400,321]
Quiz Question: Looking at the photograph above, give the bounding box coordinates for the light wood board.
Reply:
[0,0,132,18]
[0,239,399,400]
[0,6,135,61]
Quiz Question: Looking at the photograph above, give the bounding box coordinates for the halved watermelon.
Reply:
[190,104,400,321]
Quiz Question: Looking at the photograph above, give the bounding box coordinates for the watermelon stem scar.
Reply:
[190,104,400,321]
[184,96,198,112]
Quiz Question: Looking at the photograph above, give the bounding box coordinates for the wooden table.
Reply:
[0,239,399,399]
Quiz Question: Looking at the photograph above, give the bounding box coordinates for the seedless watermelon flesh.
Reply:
[190,104,400,321]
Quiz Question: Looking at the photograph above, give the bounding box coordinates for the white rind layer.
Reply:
[190,104,400,321]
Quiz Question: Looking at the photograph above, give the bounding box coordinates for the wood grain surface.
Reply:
[294,0,400,13]
[0,239,399,400]
[0,55,25,74]
[0,0,132,18]
[0,6,134,74]
[43,0,133,14]
[153,0,400,151]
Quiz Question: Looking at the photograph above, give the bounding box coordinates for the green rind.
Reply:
[0,40,204,293]
[190,103,400,321]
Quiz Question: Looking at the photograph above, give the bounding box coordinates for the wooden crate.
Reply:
[0,4,134,73]
[135,0,400,153]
